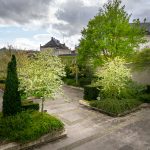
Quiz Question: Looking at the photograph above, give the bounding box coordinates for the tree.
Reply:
[18,50,65,112]
[78,0,146,66]
[95,57,132,99]
[2,55,21,117]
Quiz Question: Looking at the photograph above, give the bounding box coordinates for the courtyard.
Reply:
[1,86,148,150]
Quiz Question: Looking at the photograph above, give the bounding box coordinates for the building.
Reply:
[40,37,71,56]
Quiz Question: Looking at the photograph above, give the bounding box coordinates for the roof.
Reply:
[41,37,69,50]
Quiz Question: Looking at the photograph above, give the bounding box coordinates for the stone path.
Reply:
[34,86,150,150]
[0,86,150,150]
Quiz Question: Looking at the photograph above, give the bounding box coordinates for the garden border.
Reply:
[0,130,67,150]
[79,100,150,117]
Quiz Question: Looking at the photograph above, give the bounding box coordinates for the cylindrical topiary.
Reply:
[2,55,21,117]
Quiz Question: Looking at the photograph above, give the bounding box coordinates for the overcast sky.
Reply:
[0,0,149,50]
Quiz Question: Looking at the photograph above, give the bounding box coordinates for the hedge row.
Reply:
[84,85,101,101]
[0,79,5,83]
[22,100,39,111]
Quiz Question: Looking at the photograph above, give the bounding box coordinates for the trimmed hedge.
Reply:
[84,85,101,101]
[146,85,150,93]
[79,78,91,87]
[139,94,150,103]
[22,101,39,111]
[3,55,21,117]
[0,79,5,83]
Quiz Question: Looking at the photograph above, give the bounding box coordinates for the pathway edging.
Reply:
[0,130,67,150]
[79,100,150,117]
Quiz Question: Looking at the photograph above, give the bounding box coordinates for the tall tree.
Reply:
[3,55,21,117]
[78,0,146,66]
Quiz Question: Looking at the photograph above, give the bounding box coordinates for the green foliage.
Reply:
[90,99,142,116]
[63,78,79,86]
[96,57,132,99]
[0,83,5,91]
[79,77,92,87]
[18,50,65,99]
[2,55,21,117]
[22,101,39,111]
[139,94,150,103]
[146,85,150,93]
[78,0,146,66]
[133,48,150,70]
[84,85,100,101]
[0,79,5,83]
[0,111,64,143]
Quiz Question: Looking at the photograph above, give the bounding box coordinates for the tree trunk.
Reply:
[75,65,78,85]
[41,97,45,112]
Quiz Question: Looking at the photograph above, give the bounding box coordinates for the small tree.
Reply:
[95,57,132,99]
[3,55,21,117]
[78,0,146,66]
[18,50,65,112]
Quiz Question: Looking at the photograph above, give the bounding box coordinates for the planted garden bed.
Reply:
[0,111,65,144]
[79,99,147,117]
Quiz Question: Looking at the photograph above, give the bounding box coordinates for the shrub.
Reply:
[90,98,142,116]
[22,101,39,111]
[0,111,64,143]
[79,78,92,87]
[2,55,21,117]
[63,78,78,86]
[139,94,150,103]
[0,79,5,83]
[96,57,133,99]
[146,85,150,93]
[84,85,101,101]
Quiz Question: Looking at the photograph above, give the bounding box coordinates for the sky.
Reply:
[0,0,150,50]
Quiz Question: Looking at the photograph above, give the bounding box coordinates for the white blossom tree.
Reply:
[18,50,65,112]
[96,57,132,99]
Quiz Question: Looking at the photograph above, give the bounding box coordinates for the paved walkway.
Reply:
[34,86,150,150]
[0,86,150,150]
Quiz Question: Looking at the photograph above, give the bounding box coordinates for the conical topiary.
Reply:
[2,55,21,117]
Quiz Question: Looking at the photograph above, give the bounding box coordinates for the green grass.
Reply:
[90,98,142,116]
[0,111,64,143]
